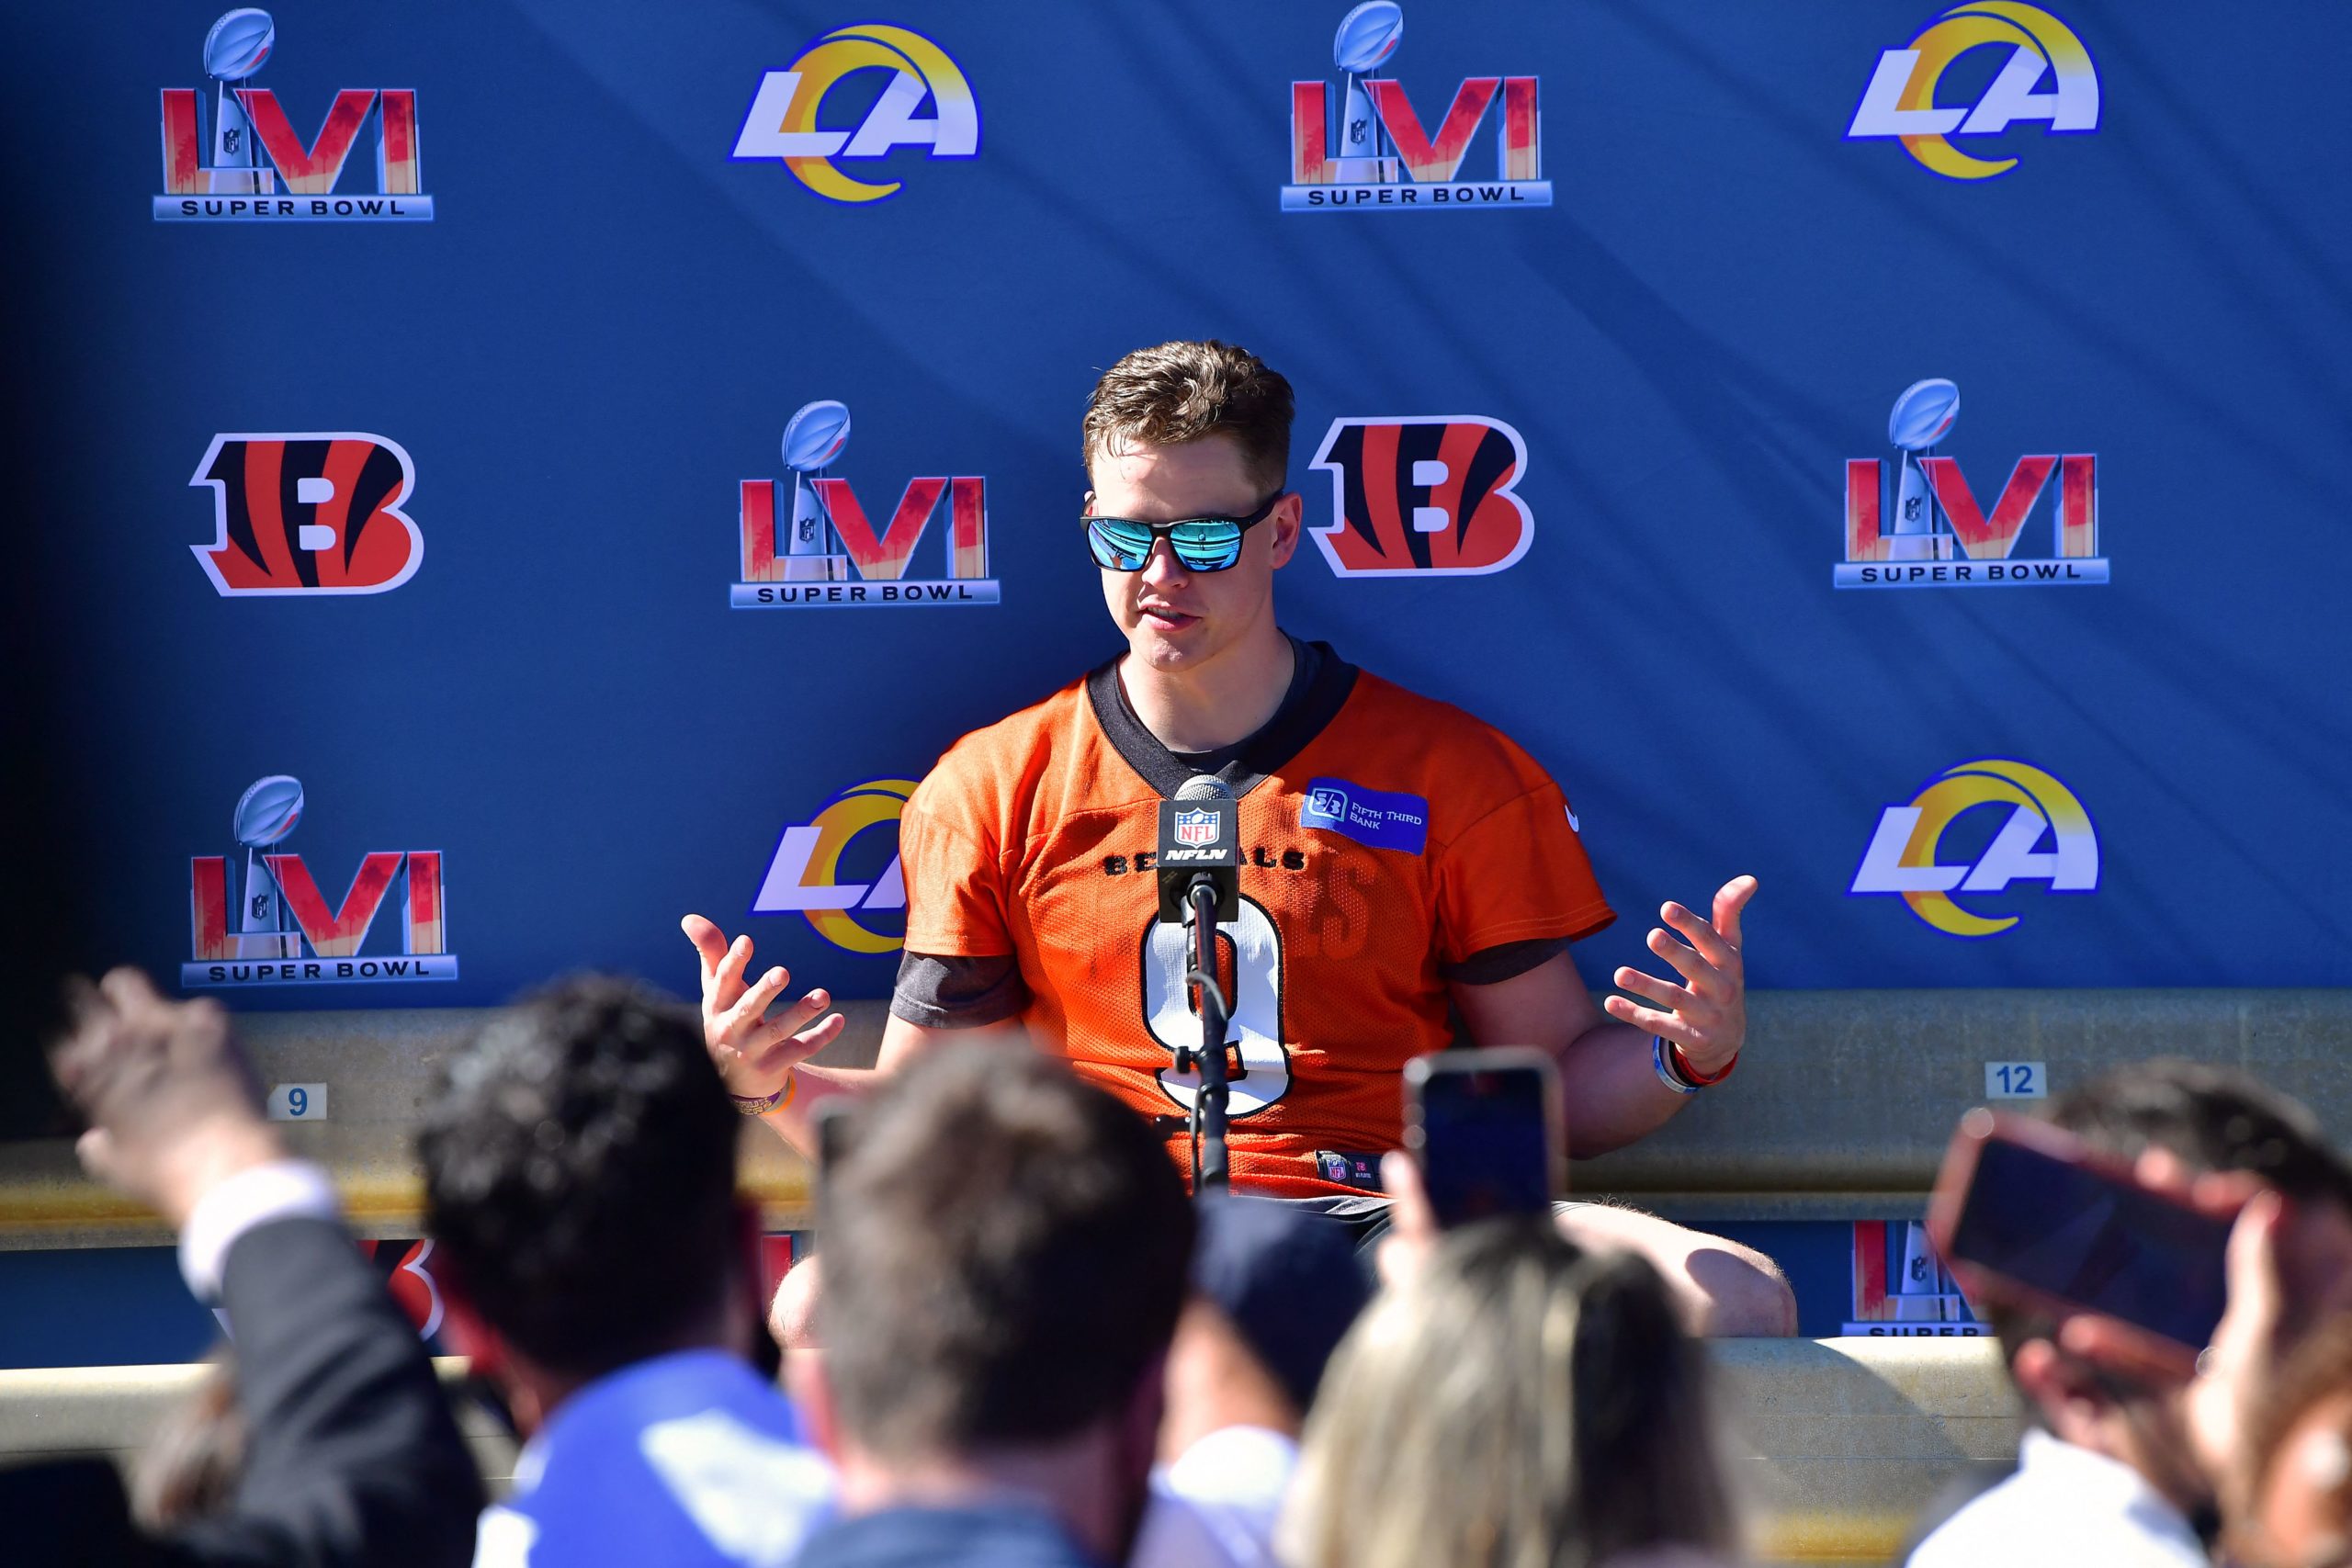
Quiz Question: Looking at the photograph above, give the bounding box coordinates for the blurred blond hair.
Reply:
[1282,1219,1737,1568]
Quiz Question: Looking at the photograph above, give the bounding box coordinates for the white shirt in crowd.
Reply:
[1907,1428,2208,1568]
[1130,1425,1299,1568]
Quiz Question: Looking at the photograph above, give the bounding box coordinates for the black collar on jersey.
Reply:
[1087,636,1360,800]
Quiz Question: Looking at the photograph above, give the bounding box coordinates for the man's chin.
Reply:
[1132,625,1211,668]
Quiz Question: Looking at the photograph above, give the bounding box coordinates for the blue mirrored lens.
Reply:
[1087,519,1154,570]
[1168,522,1244,570]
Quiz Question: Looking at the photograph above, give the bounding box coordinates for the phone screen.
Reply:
[1948,1135,2233,1348]
[1416,1065,1555,1227]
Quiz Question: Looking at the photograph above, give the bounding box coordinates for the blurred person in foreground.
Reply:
[1282,1206,1740,1568]
[420,977,830,1568]
[2207,1269,2352,1567]
[1131,1195,1372,1568]
[130,1349,245,1531]
[1907,1061,2352,1568]
[789,1043,1194,1568]
[2070,1119,2352,1566]
[6,969,480,1568]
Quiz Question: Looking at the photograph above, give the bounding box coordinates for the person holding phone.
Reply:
[686,338,1791,1338]
[1906,1062,2352,1568]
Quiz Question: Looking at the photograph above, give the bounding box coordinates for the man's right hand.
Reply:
[681,914,845,1100]
[50,968,285,1230]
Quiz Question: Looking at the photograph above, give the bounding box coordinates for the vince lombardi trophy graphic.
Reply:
[231,775,304,959]
[1332,3,1402,184]
[781,400,853,582]
[201,9,277,196]
[1886,378,1960,563]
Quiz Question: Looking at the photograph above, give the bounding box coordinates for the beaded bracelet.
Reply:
[730,1072,797,1117]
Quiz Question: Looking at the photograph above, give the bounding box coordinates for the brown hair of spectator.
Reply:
[1981,1060,2352,1375]
[1082,340,1295,492]
[817,1044,1195,1461]
[1284,1219,1737,1568]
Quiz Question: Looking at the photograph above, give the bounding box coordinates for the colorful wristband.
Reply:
[1668,1039,1738,1088]
[1651,1033,1700,1097]
[730,1072,797,1117]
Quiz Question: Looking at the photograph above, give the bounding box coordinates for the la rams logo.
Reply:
[1307,416,1533,577]
[190,434,421,595]
[1849,759,2098,937]
[1845,3,2100,181]
[730,24,980,205]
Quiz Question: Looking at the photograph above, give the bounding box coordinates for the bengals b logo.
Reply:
[190,434,422,595]
[1308,416,1533,577]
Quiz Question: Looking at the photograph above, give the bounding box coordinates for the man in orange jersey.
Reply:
[684,340,1792,1335]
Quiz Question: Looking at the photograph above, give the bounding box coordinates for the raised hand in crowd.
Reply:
[2056,1146,2352,1557]
[51,968,282,1226]
[15,968,481,1568]
[680,912,844,1098]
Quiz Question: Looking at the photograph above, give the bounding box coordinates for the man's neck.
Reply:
[1120,621,1295,755]
[501,1318,745,1438]
[1159,1302,1300,1462]
[832,1437,1131,1564]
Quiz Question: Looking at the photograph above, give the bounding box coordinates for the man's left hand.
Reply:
[1604,874,1755,1078]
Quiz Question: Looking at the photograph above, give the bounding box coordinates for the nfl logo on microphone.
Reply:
[1173,809,1222,849]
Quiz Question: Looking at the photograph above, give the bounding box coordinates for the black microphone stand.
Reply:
[1185,874,1232,1190]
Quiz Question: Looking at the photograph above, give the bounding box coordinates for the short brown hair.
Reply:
[818,1044,1194,1461]
[1082,339,1295,491]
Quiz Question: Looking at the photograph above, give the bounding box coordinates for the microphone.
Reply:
[1157,774,1240,1191]
[1156,775,1240,924]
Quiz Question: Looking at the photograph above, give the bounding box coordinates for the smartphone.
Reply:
[1403,1048,1563,1227]
[1927,1109,2240,1371]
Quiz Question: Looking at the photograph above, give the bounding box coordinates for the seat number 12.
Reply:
[1984,1062,2046,1100]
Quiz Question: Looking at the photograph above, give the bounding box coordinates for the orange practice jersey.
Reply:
[897,646,1613,1198]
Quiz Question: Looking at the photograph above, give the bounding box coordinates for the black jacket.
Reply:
[4,1214,482,1567]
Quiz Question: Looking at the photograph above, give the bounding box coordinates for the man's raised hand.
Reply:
[1604,874,1756,1078]
[51,967,284,1229]
[680,914,844,1100]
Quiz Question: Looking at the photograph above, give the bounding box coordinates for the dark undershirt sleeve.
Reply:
[890,951,1033,1029]
[1440,935,1575,986]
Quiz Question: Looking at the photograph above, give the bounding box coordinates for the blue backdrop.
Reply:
[14,0,2351,1016]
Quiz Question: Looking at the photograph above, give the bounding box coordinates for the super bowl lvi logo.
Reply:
[1285,2,1547,210]
[187,775,457,986]
[1838,379,2103,588]
[733,401,997,607]
[159,8,431,220]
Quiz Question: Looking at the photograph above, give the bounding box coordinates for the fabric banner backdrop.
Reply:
[9,0,2349,1018]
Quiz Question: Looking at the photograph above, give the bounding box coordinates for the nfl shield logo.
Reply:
[1173,808,1220,848]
